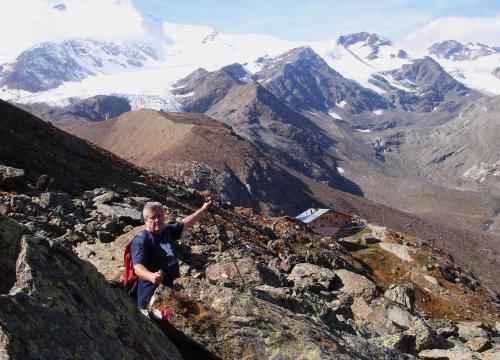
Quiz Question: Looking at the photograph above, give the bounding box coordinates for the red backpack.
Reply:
[123,240,138,297]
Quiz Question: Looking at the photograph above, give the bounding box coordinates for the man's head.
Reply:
[143,202,165,234]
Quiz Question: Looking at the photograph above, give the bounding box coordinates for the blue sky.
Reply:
[133,0,500,43]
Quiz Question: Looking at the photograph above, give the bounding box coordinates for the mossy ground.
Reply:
[347,229,500,324]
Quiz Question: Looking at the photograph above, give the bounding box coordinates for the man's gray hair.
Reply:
[142,201,164,220]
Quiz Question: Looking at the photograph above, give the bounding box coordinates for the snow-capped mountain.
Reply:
[313,32,413,94]
[254,46,389,114]
[426,40,500,95]
[0,39,159,92]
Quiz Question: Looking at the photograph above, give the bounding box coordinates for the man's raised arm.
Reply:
[181,201,212,230]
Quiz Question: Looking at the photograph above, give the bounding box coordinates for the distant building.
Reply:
[295,208,354,237]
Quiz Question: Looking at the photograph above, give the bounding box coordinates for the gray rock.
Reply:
[0,216,27,294]
[124,196,153,210]
[351,297,416,336]
[458,322,489,340]
[384,283,415,311]
[95,203,142,224]
[0,165,25,189]
[334,269,377,301]
[466,337,491,352]
[9,195,32,215]
[404,319,449,352]
[122,225,134,233]
[387,306,415,329]
[96,230,113,243]
[205,255,281,287]
[437,325,458,338]
[92,191,120,204]
[84,221,99,236]
[287,263,336,292]
[418,347,475,359]
[40,191,73,209]
[361,233,381,244]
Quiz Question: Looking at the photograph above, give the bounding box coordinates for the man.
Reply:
[131,200,211,313]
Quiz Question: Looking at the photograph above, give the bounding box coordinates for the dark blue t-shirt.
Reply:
[131,222,184,309]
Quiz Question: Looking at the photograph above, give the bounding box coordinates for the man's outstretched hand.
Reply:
[200,200,213,214]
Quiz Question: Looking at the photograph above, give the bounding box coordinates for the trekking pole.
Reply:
[208,208,246,286]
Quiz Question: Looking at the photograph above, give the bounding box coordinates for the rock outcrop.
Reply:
[0,218,182,359]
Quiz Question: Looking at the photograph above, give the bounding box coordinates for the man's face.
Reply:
[145,208,165,234]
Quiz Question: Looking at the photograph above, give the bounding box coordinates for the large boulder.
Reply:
[0,234,182,359]
[351,297,416,336]
[457,321,489,340]
[379,242,414,262]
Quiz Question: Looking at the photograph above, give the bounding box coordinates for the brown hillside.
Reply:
[69,109,321,215]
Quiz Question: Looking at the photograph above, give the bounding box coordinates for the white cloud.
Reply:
[400,12,500,54]
[0,0,148,61]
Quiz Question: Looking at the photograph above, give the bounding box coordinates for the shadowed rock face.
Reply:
[0,99,160,196]
[15,95,132,128]
[0,216,26,294]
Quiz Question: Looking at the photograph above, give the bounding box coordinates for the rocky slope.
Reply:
[65,103,500,292]
[395,95,500,195]
[1,93,499,359]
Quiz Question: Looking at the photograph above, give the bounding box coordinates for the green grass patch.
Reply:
[350,226,372,238]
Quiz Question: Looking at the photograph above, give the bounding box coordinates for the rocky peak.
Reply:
[380,57,473,112]
[171,66,243,113]
[337,32,392,48]
[256,46,388,113]
[337,32,396,61]
[261,46,338,76]
[428,40,499,61]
